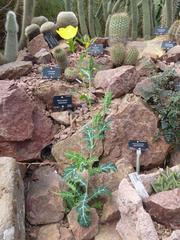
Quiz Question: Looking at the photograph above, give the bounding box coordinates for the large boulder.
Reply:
[0,61,32,80]
[27,33,49,56]
[0,81,54,161]
[0,157,25,240]
[144,188,180,229]
[166,230,180,240]
[93,66,140,99]
[102,95,170,169]
[95,224,122,240]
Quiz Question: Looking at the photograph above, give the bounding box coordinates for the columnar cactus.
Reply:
[165,0,175,28]
[77,0,88,35]
[124,47,139,66]
[142,0,152,40]
[25,24,40,41]
[109,12,130,45]
[52,47,68,73]
[130,0,138,40]
[110,43,126,67]
[88,0,96,38]
[56,11,78,28]
[4,11,19,63]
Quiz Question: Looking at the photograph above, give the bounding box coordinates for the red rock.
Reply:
[163,45,180,63]
[144,188,180,229]
[133,77,155,98]
[27,34,49,56]
[34,48,52,64]
[95,224,122,240]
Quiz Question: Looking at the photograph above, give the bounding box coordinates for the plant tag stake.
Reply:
[42,66,61,80]
[154,26,168,35]
[53,95,73,111]
[88,44,104,56]
[161,40,176,50]
[43,32,59,48]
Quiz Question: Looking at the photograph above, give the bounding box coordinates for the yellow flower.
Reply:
[56,25,78,40]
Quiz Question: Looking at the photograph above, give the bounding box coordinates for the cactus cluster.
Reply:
[31,16,48,26]
[40,21,56,33]
[25,24,40,41]
[64,67,80,82]
[124,47,139,65]
[56,11,78,28]
[52,46,68,73]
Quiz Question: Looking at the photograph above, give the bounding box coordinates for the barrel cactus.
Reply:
[64,67,80,82]
[124,47,139,66]
[52,47,68,72]
[169,20,180,40]
[40,21,56,33]
[56,11,78,28]
[110,43,126,67]
[25,24,40,41]
[109,12,130,45]
[31,16,48,26]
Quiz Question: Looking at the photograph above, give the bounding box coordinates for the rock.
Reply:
[0,61,32,80]
[101,191,120,223]
[34,48,52,64]
[52,125,103,173]
[136,58,157,77]
[51,111,70,126]
[26,166,65,225]
[94,37,109,47]
[27,33,49,56]
[164,45,180,63]
[127,41,147,55]
[133,77,155,99]
[94,66,140,99]
[68,208,99,240]
[59,227,74,240]
[102,95,170,169]
[116,178,158,240]
[144,188,180,229]
[17,49,37,63]
[0,157,25,240]
[170,151,180,166]
[95,223,122,240]
[166,230,180,240]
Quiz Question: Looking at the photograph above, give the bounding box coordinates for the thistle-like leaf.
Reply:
[88,186,111,201]
[76,193,91,227]
[99,163,117,173]
[65,151,88,171]
[83,125,95,150]
[63,164,77,180]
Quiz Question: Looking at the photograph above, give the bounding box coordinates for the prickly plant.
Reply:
[175,24,180,44]
[0,53,6,65]
[40,21,56,33]
[165,0,175,28]
[64,67,80,82]
[31,16,48,26]
[168,20,180,40]
[142,0,152,40]
[130,0,138,40]
[124,47,139,66]
[25,24,40,41]
[88,0,96,38]
[110,43,126,67]
[4,11,19,63]
[109,12,130,45]
[77,0,88,35]
[52,47,68,72]
[64,0,72,11]
[57,11,78,28]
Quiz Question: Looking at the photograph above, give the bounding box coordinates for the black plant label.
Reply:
[53,95,73,111]
[128,140,149,151]
[42,66,61,79]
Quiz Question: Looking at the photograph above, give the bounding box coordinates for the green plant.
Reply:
[152,167,180,193]
[4,11,18,63]
[110,43,126,67]
[168,20,180,41]
[64,0,72,11]
[76,35,91,49]
[52,47,68,72]
[77,0,89,35]
[25,24,40,41]
[123,47,139,66]
[56,11,78,28]
[40,21,56,33]
[64,66,80,82]
[31,16,48,26]
[130,0,138,40]
[142,0,153,40]
[0,52,6,65]
[88,0,96,38]
[61,92,117,227]
[175,24,180,44]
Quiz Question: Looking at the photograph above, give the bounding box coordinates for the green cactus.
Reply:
[142,0,152,40]
[56,11,78,28]
[175,24,180,44]
[64,0,72,11]
[52,47,68,73]
[130,0,138,40]
[165,0,175,28]
[168,20,180,40]
[107,0,114,15]
[64,67,80,82]
[110,43,126,67]
[109,12,130,45]
[105,15,111,37]
[31,16,48,26]
[111,0,122,14]
[25,24,40,41]
[124,47,139,66]
[19,0,35,50]
[88,0,96,38]
[40,21,56,33]
[4,11,19,63]
[77,0,88,35]
[0,53,6,66]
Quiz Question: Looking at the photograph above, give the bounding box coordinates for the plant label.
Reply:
[42,66,61,79]
[128,140,148,151]
[88,44,104,56]
[44,32,59,48]
[154,26,168,35]
[53,95,73,111]
[129,172,149,199]
[175,81,180,91]
[161,40,176,50]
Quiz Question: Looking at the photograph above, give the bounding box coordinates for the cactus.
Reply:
[130,0,138,40]
[64,0,72,11]
[168,20,180,40]
[52,47,68,73]
[88,0,96,38]
[57,11,78,28]
[124,47,139,66]
[77,0,88,35]
[109,12,130,45]
[105,15,111,37]
[0,53,6,65]
[31,16,48,26]
[64,67,80,82]
[142,0,152,40]
[19,0,35,50]
[165,0,175,28]
[4,11,19,63]
[110,43,126,67]
[40,21,56,33]
[25,24,40,41]
[175,24,180,44]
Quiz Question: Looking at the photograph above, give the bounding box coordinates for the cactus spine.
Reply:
[142,0,152,40]
[88,0,96,38]
[52,47,68,73]
[110,43,126,67]
[4,11,19,63]
[77,0,88,35]
[124,47,139,66]
[130,0,138,40]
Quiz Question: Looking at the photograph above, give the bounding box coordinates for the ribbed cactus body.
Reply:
[109,13,130,45]
[52,47,68,73]
[4,11,19,63]
[124,47,139,66]
[57,11,78,28]
[142,0,152,40]
[25,24,40,41]
[31,16,48,26]
[64,0,72,11]
[77,0,88,35]
[175,25,180,44]
[88,0,96,38]
[40,21,56,33]
[64,67,79,82]
[130,0,138,40]
[168,20,180,40]
[0,53,6,65]
[165,0,174,28]
[110,43,126,67]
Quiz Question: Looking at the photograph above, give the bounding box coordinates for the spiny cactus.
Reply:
[124,47,139,66]
[109,12,130,45]
[52,47,68,73]
[142,0,152,40]
[77,0,88,35]
[56,11,78,28]
[175,24,180,44]
[40,21,56,33]
[25,24,40,41]
[130,0,138,40]
[4,11,19,63]
[168,20,180,40]
[64,67,80,82]
[110,43,126,67]
[31,16,48,26]
[88,0,96,38]
[0,53,6,65]
[165,0,175,28]
[64,0,72,11]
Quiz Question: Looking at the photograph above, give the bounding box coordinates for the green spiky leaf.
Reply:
[76,194,91,227]
[88,186,111,201]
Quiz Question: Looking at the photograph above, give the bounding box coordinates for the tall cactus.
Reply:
[130,0,138,40]
[4,11,19,63]
[165,0,175,28]
[19,0,35,50]
[88,0,96,38]
[64,0,72,11]
[142,0,152,40]
[77,0,88,35]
